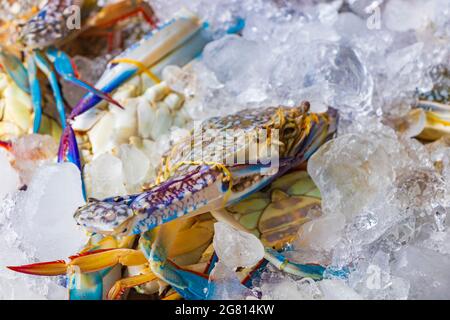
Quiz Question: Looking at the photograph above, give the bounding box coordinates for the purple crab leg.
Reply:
[58,125,86,200]
[45,47,123,110]
[33,50,66,127]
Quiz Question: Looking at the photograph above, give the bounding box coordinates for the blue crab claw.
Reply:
[0,48,30,94]
[45,47,123,112]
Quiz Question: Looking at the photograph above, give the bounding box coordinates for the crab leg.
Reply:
[85,0,158,30]
[7,260,67,276]
[68,268,113,300]
[26,52,42,133]
[57,124,86,198]
[45,47,123,109]
[0,48,30,94]
[140,220,214,300]
[33,50,66,127]
[107,268,157,300]
[8,235,140,300]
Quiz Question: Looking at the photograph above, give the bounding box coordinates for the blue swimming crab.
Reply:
[9,103,339,299]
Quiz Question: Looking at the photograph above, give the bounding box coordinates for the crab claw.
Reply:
[7,260,67,276]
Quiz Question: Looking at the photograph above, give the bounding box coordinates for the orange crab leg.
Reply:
[7,260,67,276]
[88,0,158,29]
[8,248,147,276]
[107,271,157,300]
[68,248,147,273]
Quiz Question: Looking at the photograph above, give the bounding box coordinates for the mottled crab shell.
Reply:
[156,104,315,183]
[18,0,89,49]
[226,170,321,249]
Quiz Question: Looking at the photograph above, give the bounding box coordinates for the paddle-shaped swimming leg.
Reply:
[33,50,66,127]
[26,52,42,133]
[45,47,123,109]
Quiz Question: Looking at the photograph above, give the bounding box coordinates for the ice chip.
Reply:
[213,222,264,269]
[84,153,127,199]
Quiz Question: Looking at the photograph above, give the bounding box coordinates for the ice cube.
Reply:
[118,144,151,193]
[207,261,249,300]
[213,222,264,269]
[384,0,436,32]
[12,163,87,261]
[203,35,271,104]
[319,279,363,300]
[259,273,322,300]
[392,246,450,299]
[348,250,410,299]
[84,153,127,199]
[295,213,346,252]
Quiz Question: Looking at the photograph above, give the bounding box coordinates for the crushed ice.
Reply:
[1,0,450,299]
